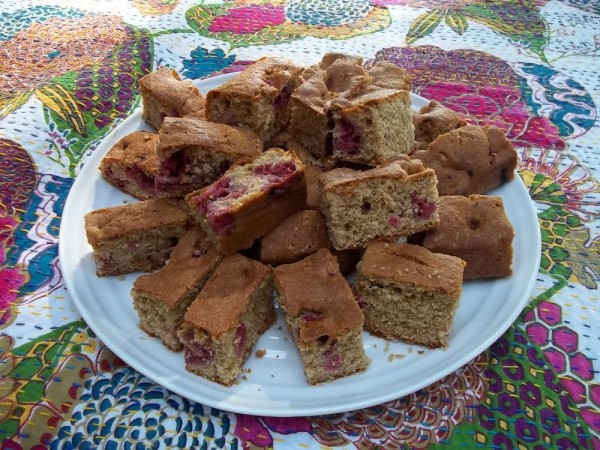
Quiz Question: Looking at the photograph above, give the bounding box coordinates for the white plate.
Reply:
[59,73,541,417]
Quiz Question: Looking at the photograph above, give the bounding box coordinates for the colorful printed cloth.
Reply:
[1,1,599,448]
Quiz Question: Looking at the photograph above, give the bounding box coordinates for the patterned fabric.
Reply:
[1,0,598,448]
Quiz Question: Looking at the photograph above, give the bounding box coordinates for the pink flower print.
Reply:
[420,82,565,149]
[0,266,25,322]
[0,215,18,265]
[209,4,286,34]
[234,414,312,447]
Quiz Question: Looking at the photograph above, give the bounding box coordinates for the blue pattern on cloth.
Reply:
[285,0,372,26]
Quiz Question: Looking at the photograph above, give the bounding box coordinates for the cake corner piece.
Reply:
[319,156,439,250]
[357,242,465,349]
[273,248,369,385]
[177,254,275,386]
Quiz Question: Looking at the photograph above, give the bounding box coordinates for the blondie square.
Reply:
[84,199,190,276]
[155,117,262,198]
[319,157,439,250]
[99,131,159,200]
[138,67,206,130]
[186,148,306,255]
[421,195,514,279]
[357,242,465,348]
[273,249,369,384]
[206,57,303,143]
[331,89,413,166]
[178,254,275,386]
[412,124,517,196]
[412,100,465,151]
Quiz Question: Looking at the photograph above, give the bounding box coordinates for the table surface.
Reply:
[1,0,599,449]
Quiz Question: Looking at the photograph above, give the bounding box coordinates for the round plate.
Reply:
[59,73,541,417]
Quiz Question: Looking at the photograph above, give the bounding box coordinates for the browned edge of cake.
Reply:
[177,254,276,386]
[273,248,369,384]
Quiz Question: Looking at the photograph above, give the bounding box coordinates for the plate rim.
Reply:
[59,72,541,416]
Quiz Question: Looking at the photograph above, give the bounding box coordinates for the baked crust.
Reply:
[412,124,517,195]
[157,117,262,161]
[132,247,223,308]
[84,198,189,247]
[99,131,159,199]
[168,225,212,263]
[260,209,330,265]
[319,155,432,189]
[360,242,465,298]
[412,100,465,150]
[139,67,206,127]
[100,131,159,176]
[421,195,514,279]
[183,254,272,336]
[273,248,363,343]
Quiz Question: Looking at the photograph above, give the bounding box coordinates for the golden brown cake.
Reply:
[421,195,514,279]
[138,67,206,130]
[131,247,223,351]
[206,57,303,143]
[259,209,361,275]
[186,148,306,255]
[330,88,413,166]
[259,210,331,266]
[357,242,465,348]
[155,117,263,198]
[178,254,275,386]
[412,101,466,151]
[84,199,190,276]
[411,124,517,195]
[99,131,159,200]
[289,54,414,164]
[319,156,439,250]
[167,224,212,263]
[273,249,369,384]
[366,60,412,91]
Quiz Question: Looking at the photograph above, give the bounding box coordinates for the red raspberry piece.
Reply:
[334,118,361,155]
[411,193,436,219]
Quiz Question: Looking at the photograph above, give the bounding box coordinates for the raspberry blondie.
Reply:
[178,254,275,386]
[273,249,369,384]
[186,148,306,255]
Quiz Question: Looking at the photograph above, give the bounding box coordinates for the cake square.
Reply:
[186,148,306,255]
[273,249,369,385]
[319,156,439,250]
[289,54,414,163]
[357,242,465,348]
[84,199,190,276]
[178,254,275,386]
[167,224,212,263]
[412,100,465,151]
[259,210,331,266]
[411,124,517,196]
[206,57,303,143]
[330,89,414,166]
[138,67,206,130]
[288,55,369,160]
[131,247,223,351]
[421,195,514,279]
[99,131,159,200]
[259,209,360,275]
[156,117,262,198]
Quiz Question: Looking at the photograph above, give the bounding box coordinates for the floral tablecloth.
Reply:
[1,0,599,448]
